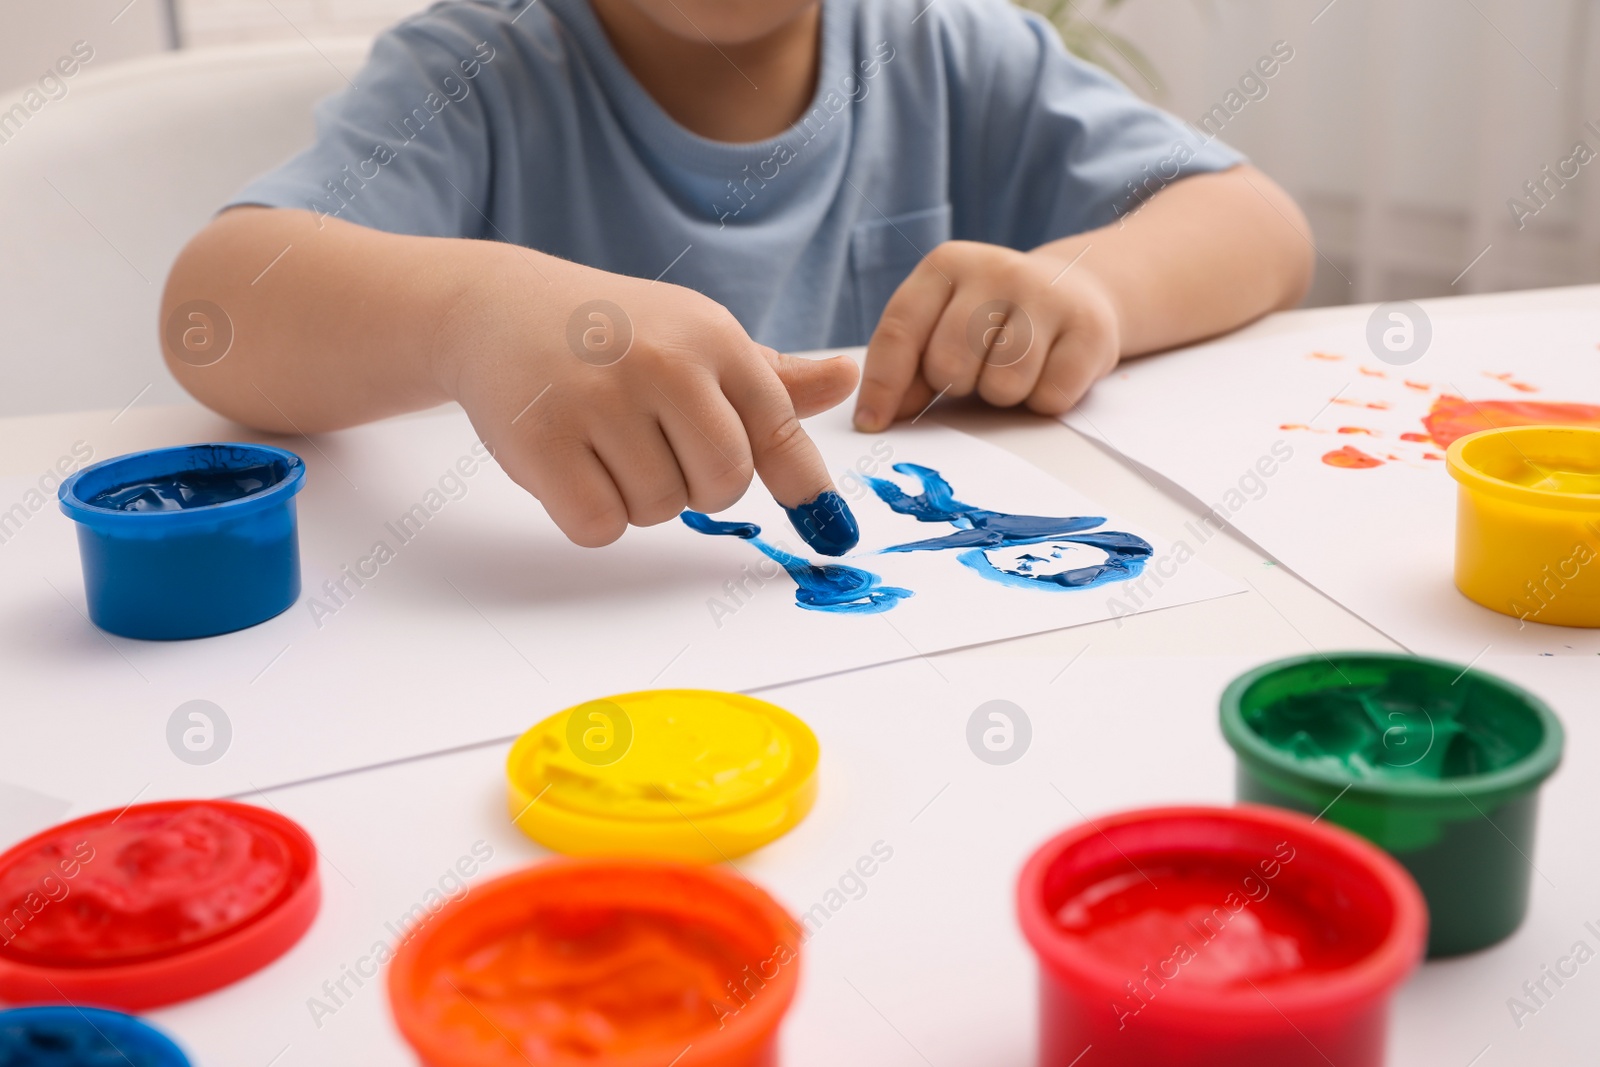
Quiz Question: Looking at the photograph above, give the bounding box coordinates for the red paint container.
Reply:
[1017,806,1425,1067]
[388,858,800,1067]
[0,800,320,1009]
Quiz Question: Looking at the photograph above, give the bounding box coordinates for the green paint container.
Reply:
[1220,653,1563,958]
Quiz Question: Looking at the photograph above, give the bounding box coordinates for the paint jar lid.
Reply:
[387,858,800,1067]
[1446,424,1600,512]
[0,800,321,1010]
[506,690,819,862]
[0,1005,192,1066]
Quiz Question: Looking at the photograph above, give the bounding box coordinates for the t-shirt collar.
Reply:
[541,0,857,176]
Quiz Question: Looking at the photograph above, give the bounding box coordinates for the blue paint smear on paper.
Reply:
[681,512,912,614]
[867,463,1151,591]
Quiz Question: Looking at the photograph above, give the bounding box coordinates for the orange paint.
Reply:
[429,911,747,1055]
[1279,423,1310,431]
[1404,381,1430,391]
[1399,432,1431,443]
[1309,351,1344,361]
[1323,446,1384,469]
[1486,372,1539,393]
[1337,427,1376,435]
[1421,396,1600,448]
[1359,367,1387,378]
[1425,453,1443,460]
[389,861,799,1067]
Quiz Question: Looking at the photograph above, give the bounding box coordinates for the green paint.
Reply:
[1239,664,1543,782]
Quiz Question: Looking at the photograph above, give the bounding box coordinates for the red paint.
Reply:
[0,806,292,967]
[1018,807,1426,1067]
[390,860,798,1067]
[1052,858,1362,987]
[1323,446,1384,469]
[1337,426,1375,435]
[1422,396,1600,448]
[0,801,319,1009]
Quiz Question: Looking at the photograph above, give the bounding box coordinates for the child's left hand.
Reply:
[852,240,1120,432]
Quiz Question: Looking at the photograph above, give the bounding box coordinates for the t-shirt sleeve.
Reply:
[225,19,500,238]
[946,1,1244,249]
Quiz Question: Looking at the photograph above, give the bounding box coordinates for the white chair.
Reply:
[0,39,372,417]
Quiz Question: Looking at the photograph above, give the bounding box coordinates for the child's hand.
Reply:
[443,253,862,551]
[852,241,1121,431]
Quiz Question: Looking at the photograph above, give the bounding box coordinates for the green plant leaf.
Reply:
[1013,0,1166,99]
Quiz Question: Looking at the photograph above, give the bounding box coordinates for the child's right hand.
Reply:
[439,250,861,552]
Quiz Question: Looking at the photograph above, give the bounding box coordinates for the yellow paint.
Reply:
[507,689,819,862]
[1498,461,1600,495]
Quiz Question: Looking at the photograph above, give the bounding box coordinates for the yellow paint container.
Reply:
[507,689,819,862]
[1446,425,1600,627]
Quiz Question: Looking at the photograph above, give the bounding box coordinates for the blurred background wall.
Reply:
[1,0,176,85]
[4,0,1597,311]
[1110,0,1600,307]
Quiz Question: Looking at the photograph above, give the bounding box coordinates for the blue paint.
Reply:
[58,444,306,640]
[0,1006,191,1067]
[868,463,1151,591]
[783,489,860,556]
[86,464,283,513]
[681,511,911,613]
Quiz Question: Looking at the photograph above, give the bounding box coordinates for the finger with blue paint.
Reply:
[723,347,861,556]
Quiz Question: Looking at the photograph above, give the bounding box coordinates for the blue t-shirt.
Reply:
[230,0,1241,349]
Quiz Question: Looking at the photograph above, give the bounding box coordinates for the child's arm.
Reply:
[162,206,861,550]
[852,165,1314,431]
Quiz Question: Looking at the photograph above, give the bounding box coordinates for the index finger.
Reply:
[855,253,955,432]
[720,346,859,556]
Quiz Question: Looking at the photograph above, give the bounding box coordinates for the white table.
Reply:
[2,284,1594,1066]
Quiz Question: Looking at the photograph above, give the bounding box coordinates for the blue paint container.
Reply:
[58,443,306,640]
[0,1005,191,1066]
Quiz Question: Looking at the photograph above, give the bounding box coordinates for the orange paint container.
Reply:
[388,859,800,1067]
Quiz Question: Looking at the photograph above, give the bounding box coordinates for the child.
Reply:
[162,0,1312,555]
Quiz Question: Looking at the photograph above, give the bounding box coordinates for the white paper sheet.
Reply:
[0,405,1239,810]
[1064,307,1600,661]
